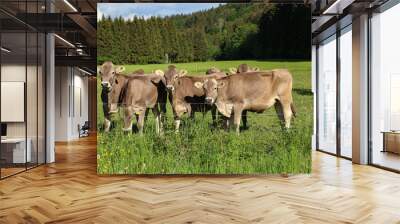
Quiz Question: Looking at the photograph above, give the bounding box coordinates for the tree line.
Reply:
[97,3,310,65]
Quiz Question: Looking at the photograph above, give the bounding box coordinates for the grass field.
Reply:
[97,60,312,174]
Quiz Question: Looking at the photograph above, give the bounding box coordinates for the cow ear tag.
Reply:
[155,70,164,77]
[116,66,125,73]
[194,82,203,89]
[179,70,187,77]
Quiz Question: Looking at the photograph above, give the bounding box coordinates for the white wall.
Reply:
[54,67,89,141]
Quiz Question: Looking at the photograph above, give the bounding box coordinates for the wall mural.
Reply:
[96,3,312,174]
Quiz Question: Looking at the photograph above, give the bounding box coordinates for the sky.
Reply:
[97,3,222,21]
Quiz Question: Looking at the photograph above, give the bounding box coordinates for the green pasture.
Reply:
[97,60,312,174]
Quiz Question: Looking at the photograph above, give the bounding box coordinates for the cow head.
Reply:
[194,78,225,105]
[107,74,127,114]
[98,61,125,90]
[151,70,165,84]
[205,67,221,75]
[164,65,187,91]
[229,64,260,74]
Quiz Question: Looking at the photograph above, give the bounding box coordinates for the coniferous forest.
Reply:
[97,3,310,65]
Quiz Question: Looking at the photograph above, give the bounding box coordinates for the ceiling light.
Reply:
[322,0,355,15]
[1,47,11,53]
[63,0,78,12]
[78,67,92,76]
[54,34,75,48]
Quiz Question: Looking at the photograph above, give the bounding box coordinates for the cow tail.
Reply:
[291,103,297,117]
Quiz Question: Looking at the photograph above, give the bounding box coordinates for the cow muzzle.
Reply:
[205,97,214,104]
[101,82,111,90]
[166,85,174,91]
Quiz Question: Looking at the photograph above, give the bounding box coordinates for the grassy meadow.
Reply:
[97,60,312,174]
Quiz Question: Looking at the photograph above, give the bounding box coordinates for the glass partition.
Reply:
[370,3,400,171]
[0,1,46,179]
[317,34,337,154]
[1,31,28,177]
[339,26,352,158]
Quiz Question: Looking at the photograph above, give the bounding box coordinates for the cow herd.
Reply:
[99,62,296,135]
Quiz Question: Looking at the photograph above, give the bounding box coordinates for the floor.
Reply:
[372,151,400,171]
[0,135,400,223]
[0,167,26,178]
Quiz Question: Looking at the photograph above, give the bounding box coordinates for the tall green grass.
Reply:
[97,60,312,174]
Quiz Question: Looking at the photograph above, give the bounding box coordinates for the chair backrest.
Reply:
[82,121,90,130]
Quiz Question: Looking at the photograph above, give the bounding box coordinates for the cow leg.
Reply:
[175,119,181,133]
[274,100,285,128]
[159,103,166,127]
[152,107,161,134]
[104,115,111,132]
[137,111,146,135]
[233,106,243,134]
[282,102,293,129]
[242,110,248,130]
[144,109,149,122]
[123,107,134,133]
[189,106,195,119]
[224,116,232,131]
[211,107,217,127]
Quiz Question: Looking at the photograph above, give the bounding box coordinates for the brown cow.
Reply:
[228,64,263,128]
[99,61,140,132]
[99,61,167,133]
[122,72,165,134]
[194,70,296,134]
[229,64,260,74]
[170,74,227,131]
[162,66,226,131]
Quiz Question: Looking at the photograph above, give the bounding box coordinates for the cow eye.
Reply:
[112,71,115,75]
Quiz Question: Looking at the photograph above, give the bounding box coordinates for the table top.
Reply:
[381,131,400,134]
[1,138,30,143]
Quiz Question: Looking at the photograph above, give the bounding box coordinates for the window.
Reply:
[339,25,352,158]
[317,34,337,154]
[370,2,400,171]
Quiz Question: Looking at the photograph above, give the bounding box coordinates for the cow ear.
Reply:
[229,68,236,74]
[155,69,164,77]
[194,82,203,89]
[133,69,144,75]
[116,66,125,74]
[151,76,162,84]
[178,70,187,77]
[218,81,226,89]
[253,67,260,71]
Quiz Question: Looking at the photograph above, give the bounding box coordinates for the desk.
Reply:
[1,138,31,163]
[382,131,400,154]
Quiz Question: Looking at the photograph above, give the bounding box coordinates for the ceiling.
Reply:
[1,0,97,74]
